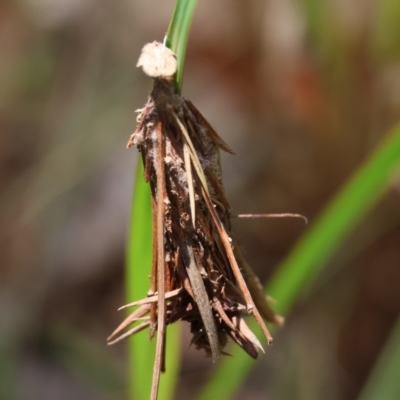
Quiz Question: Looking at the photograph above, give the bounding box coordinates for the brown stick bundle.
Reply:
[108,42,282,400]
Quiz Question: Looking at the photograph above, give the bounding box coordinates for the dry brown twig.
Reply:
[108,41,283,400]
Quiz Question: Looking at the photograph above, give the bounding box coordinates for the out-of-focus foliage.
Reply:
[358,316,400,400]
[1,1,400,399]
[199,122,400,400]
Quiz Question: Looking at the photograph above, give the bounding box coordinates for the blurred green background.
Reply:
[1,0,400,399]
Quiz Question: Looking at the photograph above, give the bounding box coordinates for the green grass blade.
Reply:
[126,162,154,400]
[357,316,400,400]
[166,0,199,94]
[126,1,198,399]
[127,165,182,400]
[198,124,400,400]
[267,124,400,309]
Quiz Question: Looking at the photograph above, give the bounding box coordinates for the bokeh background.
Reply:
[1,0,400,399]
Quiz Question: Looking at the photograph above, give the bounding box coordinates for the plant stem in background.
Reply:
[198,124,400,399]
[357,316,400,400]
[126,163,154,400]
[126,1,198,400]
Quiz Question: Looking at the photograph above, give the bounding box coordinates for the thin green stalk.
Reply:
[126,1,198,400]
[166,1,199,94]
[126,163,154,400]
[198,124,400,399]
[357,316,400,400]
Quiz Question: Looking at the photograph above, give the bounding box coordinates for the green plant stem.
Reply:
[126,162,154,400]
[357,316,400,400]
[166,0,199,94]
[126,1,199,400]
[198,124,400,399]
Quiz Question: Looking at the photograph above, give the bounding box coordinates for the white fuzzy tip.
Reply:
[137,41,177,78]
